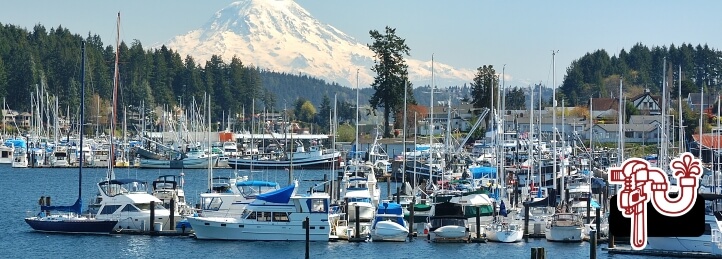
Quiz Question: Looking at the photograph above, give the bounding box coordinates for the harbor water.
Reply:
[2,166,669,258]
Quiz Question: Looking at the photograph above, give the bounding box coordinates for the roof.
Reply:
[687,93,718,107]
[593,124,657,132]
[692,134,722,149]
[628,115,662,125]
[630,91,661,104]
[590,98,619,111]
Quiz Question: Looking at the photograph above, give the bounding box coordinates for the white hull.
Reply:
[485,224,524,243]
[430,225,468,242]
[139,157,213,169]
[545,225,584,242]
[187,216,330,241]
[371,221,408,242]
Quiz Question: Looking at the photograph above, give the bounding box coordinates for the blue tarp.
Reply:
[377,202,403,215]
[257,183,295,203]
[41,198,82,215]
[5,139,26,148]
[590,199,601,208]
[470,166,497,179]
[591,177,606,187]
[236,180,278,187]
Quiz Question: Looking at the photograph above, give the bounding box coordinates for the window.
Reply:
[202,197,223,211]
[257,212,271,222]
[272,212,290,222]
[100,205,121,215]
[311,199,326,213]
[245,211,256,220]
[121,205,140,212]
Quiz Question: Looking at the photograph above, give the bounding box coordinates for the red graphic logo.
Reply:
[608,152,703,250]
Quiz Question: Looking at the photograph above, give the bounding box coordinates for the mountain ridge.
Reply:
[163,0,475,88]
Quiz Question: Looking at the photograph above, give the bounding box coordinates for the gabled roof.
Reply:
[687,93,718,107]
[590,98,619,111]
[628,115,662,125]
[593,124,656,133]
[630,91,661,104]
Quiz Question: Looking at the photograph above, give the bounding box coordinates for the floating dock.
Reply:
[604,247,718,258]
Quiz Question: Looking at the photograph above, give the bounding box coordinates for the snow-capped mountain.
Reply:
[164,0,474,87]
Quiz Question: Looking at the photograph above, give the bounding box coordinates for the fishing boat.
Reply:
[370,202,409,242]
[227,142,340,169]
[187,181,334,241]
[485,200,524,243]
[425,201,470,242]
[24,41,118,234]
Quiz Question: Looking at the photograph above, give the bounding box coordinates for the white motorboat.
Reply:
[336,162,380,239]
[370,202,408,242]
[228,142,341,169]
[0,142,13,164]
[426,201,470,242]
[198,176,279,218]
[646,212,722,254]
[187,181,334,241]
[87,178,174,232]
[11,147,27,168]
[152,174,194,217]
[545,212,584,242]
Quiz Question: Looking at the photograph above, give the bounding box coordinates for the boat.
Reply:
[139,155,216,169]
[228,142,340,169]
[198,176,279,218]
[187,181,335,241]
[11,141,28,168]
[0,140,14,164]
[646,195,722,254]
[50,145,70,167]
[335,162,380,239]
[485,200,524,243]
[544,212,585,242]
[85,12,174,233]
[152,174,194,217]
[370,202,408,242]
[425,201,470,242]
[24,41,118,234]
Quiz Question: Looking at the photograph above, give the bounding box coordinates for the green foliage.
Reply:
[470,65,497,125]
[560,43,722,106]
[368,26,413,138]
[336,123,356,142]
[505,87,526,110]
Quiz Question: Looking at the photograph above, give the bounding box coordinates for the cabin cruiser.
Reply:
[425,201,470,242]
[87,178,174,232]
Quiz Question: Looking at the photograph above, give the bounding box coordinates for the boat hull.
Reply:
[545,225,584,242]
[139,157,213,169]
[429,225,469,242]
[228,156,338,169]
[187,217,330,241]
[486,229,524,243]
[25,216,117,234]
[646,236,712,253]
[371,221,408,242]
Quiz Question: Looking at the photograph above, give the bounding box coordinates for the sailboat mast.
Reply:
[619,78,624,163]
[79,40,86,201]
[679,65,683,154]
[402,80,407,185]
[109,12,120,180]
[552,50,558,202]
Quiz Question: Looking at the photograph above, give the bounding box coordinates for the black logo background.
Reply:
[609,194,706,237]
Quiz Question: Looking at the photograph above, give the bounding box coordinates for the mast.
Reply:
[355,68,360,165]
[552,50,558,201]
[108,12,120,180]
[700,81,704,159]
[402,80,407,185]
[619,78,624,163]
[529,84,534,197]
[429,55,435,181]
[661,58,667,170]
[679,65,684,154]
[78,40,86,206]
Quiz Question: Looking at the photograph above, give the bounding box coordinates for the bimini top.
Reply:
[257,183,296,204]
[5,139,26,148]
[377,202,403,215]
[236,180,278,187]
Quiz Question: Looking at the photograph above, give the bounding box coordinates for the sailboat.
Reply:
[24,41,118,234]
[484,200,524,242]
[85,13,173,232]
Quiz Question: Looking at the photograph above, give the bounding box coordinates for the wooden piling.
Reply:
[150,200,156,233]
[590,230,597,259]
[168,198,175,230]
[305,217,310,259]
[608,234,615,248]
[409,196,415,239]
[355,204,360,239]
[476,206,481,239]
[586,195,591,224]
[595,207,601,240]
[524,204,530,239]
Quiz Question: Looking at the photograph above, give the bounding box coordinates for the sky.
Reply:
[0,0,720,88]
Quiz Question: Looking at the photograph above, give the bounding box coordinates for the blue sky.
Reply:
[0,0,720,88]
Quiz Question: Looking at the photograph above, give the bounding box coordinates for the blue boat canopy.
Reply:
[377,202,402,215]
[236,180,278,187]
[470,166,497,179]
[5,139,26,148]
[41,198,82,215]
[257,183,296,203]
[590,199,601,208]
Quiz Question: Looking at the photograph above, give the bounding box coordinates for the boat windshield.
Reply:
[135,202,168,211]
[348,197,371,203]
[430,218,465,228]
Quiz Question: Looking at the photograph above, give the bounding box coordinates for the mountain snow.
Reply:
[164,0,475,87]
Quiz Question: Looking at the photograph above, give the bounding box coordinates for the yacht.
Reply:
[152,174,194,217]
[646,211,722,254]
[198,176,279,218]
[187,181,335,241]
[87,178,174,232]
[0,142,13,164]
[336,162,380,239]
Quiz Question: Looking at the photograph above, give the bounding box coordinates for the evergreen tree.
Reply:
[367,26,413,137]
[470,65,498,125]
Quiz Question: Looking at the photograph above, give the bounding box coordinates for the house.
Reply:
[418,103,477,136]
[17,112,32,127]
[687,92,717,112]
[2,109,18,125]
[627,115,663,126]
[630,89,662,115]
[590,98,620,123]
[589,124,660,144]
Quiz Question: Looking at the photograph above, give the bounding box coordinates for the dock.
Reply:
[604,247,718,258]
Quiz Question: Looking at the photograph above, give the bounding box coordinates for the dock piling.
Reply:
[595,207,600,240]
[305,217,310,259]
[590,230,597,259]
[170,198,175,231]
[150,200,156,234]
[523,204,529,240]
